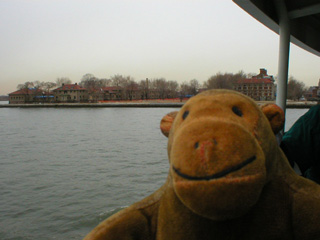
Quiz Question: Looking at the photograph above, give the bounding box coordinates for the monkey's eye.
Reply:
[182,110,189,120]
[232,106,243,117]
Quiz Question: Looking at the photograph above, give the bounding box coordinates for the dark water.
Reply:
[0,107,307,239]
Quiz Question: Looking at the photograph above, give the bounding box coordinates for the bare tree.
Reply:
[189,79,199,95]
[111,74,126,87]
[151,78,168,99]
[231,70,247,83]
[42,82,56,91]
[139,79,150,100]
[167,80,179,98]
[110,75,137,100]
[99,78,112,87]
[124,79,138,100]
[206,72,227,89]
[287,77,306,100]
[179,81,194,99]
[205,71,246,90]
[17,81,34,90]
[80,78,96,89]
[56,77,72,87]
[80,75,109,88]
[80,74,102,102]
[33,81,43,89]
[17,81,52,90]
[81,74,95,82]
[39,82,56,102]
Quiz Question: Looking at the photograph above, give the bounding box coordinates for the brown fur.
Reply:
[84,90,320,240]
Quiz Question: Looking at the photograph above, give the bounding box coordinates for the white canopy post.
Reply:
[274,0,290,113]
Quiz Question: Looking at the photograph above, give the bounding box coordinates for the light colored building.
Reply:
[9,88,53,104]
[53,83,88,102]
[233,68,275,101]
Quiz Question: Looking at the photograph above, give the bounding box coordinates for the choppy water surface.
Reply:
[0,107,307,239]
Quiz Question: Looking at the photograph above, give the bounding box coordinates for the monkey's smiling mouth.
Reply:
[172,156,256,181]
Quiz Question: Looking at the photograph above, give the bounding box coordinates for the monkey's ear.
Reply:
[160,111,178,137]
[261,104,285,134]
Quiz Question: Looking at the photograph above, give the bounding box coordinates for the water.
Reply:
[284,108,308,131]
[0,107,308,239]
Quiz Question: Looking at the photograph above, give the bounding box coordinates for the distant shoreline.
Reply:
[0,102,184,108]
[0,100,317,108]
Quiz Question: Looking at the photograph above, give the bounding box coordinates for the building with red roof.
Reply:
[53,83,88,102]
[101,86,124,100]
[233,68,275,101]
[101,85,143,101]
[9,88,54,104]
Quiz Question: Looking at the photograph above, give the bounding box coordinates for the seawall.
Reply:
[0,101,317,108]
[0,103,184,108]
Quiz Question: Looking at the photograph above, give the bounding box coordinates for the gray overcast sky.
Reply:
[1,0,319,95]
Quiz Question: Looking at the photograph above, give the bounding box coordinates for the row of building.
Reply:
[9,84,124,104]
[8,69,276,104]
[9,68,319,104]
[8,82,176,104]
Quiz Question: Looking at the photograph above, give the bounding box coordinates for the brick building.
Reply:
[234,68,275,101]
[101,86,123,100]
[304,79,320,101]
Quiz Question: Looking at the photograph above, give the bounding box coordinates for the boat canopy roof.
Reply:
[233,0,320,57]
[233,0,320,133]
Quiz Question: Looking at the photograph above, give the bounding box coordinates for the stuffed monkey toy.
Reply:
[84,89,320,240]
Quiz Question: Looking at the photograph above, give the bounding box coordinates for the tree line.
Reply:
[16,74,204,99]
[16,71,309,100]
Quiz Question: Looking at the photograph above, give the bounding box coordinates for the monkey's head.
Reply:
[160,89,284,220]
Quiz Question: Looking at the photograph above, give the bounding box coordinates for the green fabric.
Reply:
[281,105,320,181]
